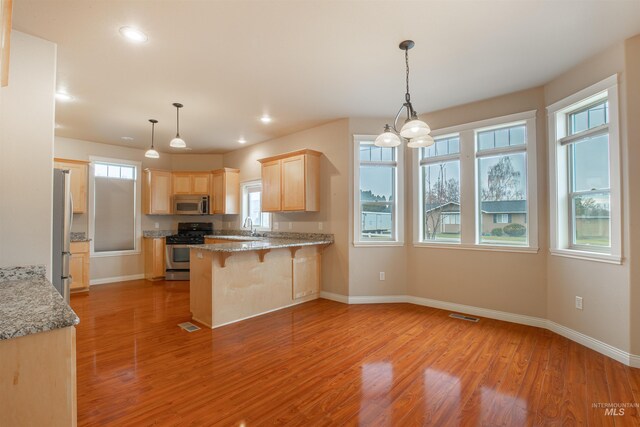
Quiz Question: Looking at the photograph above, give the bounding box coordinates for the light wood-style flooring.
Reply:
[70,280,640,426]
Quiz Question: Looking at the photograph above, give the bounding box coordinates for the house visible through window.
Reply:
[476,123,528,245]
[354,137,403,245]
[420,135,461,242]
[92,161,138,254]
[241,180,271,230]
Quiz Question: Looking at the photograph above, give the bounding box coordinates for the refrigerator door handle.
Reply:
[62,252,71,279]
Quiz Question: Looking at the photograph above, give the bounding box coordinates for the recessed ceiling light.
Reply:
[119,26,148,43]
[55,92,73,102]
[260,115,272,124]
[121,136,134,141]
[238,137,247,144]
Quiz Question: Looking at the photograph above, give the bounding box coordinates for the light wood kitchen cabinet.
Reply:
[144,237,166,281]
[172,172,211,195]
[70,241,90,293]
[258,149,321,212]
[143,169,172,215]
[210,168,240,214]
[54,158,88,214]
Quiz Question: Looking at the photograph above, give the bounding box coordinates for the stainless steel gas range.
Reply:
[165,222,213,280]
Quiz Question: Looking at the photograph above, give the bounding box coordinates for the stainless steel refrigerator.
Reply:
[52,168,73,303]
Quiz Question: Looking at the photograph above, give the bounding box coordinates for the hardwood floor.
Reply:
[70,280,640,426]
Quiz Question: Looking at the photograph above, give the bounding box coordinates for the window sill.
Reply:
[91,250,141,258]
[549,248,622,265]
[413,242,539,254]
[353,241,405,248]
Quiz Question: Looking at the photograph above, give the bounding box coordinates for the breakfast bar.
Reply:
[189,234,333,328]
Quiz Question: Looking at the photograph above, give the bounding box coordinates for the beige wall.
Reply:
[405,88,548,318]
[223,119,350,295]
[544,43,631,352]
[0,32,56,278]
[624,35,640,354]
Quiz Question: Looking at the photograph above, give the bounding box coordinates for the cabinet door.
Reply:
[172,174,192,195]
[69,254,85,290]
[292,249,320,300]
[150,171,172,214]
[152,238,165,278]
[192,173,210,195]
[55,161,87,213]
[261,160,282,212]
[281,155,305,211]
[211,173,224,213]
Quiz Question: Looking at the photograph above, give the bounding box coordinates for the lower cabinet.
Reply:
[292,247,321,300]
[144,237,166,280]
[70,241,90,293]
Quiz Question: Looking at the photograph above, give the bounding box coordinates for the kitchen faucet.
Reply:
[242,217,258,236]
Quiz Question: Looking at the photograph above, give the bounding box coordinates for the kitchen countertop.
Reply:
[71,232,91,242]
[192,233,334,253]
[143,230,174,238]
[0,266,80,340]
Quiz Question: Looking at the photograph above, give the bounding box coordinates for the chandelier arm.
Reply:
[391,103,407,133]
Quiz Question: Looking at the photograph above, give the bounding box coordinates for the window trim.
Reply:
[353,135,404,247]
[88,156,142,258]
[240,179,272,232]
[413,110,538,253]
[547,74,622,264]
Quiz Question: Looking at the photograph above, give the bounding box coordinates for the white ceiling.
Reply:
[13,0,640,154]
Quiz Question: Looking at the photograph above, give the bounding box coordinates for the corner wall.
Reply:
[0,32,56,278]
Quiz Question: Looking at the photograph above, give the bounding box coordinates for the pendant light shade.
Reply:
[169,103,187,148]
[400,118,431,139]
[375,40,431,149]
[145,119,160,159]
[407,134,435,148]
[374,125,402,147]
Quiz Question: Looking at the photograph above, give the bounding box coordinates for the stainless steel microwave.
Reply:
[173,195,209,215]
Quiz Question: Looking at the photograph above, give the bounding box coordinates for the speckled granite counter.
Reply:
[0,266,79,340]
[143,230,174,238]
[195,233,334,252]
[71,231,91,242]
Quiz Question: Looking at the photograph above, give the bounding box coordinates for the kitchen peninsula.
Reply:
[189,233,333,328]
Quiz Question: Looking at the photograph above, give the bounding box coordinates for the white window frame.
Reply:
[416,132,462,244]
[88,156,142,258]
[413,110,538,254]
[240,179,272,232]
[547,74,622,264]
[353,135,404,247]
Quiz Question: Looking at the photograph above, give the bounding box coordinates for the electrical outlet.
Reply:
[288,222,293,230]
[318,222,323,231]
[154,222,159,229]
[575,296,583,310]
[379,272,385,281]
[197,252,203,259]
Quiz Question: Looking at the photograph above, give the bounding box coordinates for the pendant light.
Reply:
[170,102,186,148]
[374,40,433,148]
[145,119,160,159]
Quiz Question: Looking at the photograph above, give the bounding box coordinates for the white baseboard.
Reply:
[320,292,640,368]
[90,274,145,286]
[319,291,349,304]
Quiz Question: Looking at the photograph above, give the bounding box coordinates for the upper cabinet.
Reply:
[258,150,321,212]
[143,169,172,215]
[172,172,210,195]
[210,168,239,214]
[54,158,88,213]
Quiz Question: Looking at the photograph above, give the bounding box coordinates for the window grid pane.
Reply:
[359,144,397,242]
[477,124,526,151]
[569,101,609,135]
[423,136,460,159]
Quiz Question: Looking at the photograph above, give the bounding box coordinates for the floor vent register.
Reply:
[178,322,201,332]
[449,313,480,322]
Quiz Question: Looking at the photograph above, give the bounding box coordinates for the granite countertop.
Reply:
[192,233,334,253]
[71,232,91,242]
[0,266,79,340]
[143,230,175,238]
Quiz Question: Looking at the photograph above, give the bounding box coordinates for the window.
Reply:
[241,180,271,230]
[413,110,538,252]
[353,136,403,245]
[476,123,528,246]
[90,159,141,256]
[548,75,621,263]
[420,135,461,242]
